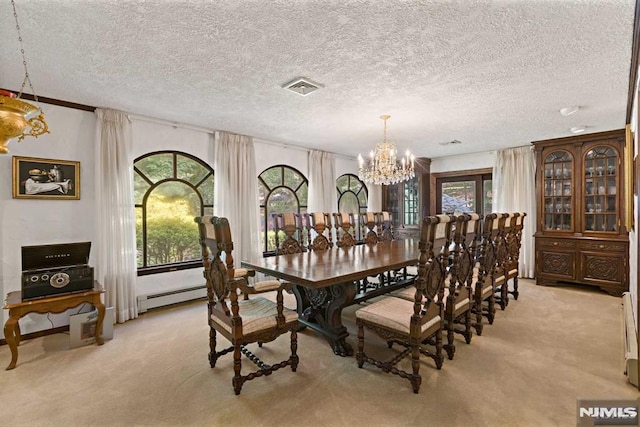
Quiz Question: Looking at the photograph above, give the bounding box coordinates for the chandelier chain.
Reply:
[11,0,41,109]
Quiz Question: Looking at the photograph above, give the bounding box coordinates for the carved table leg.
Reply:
[292,284,311,330]
[295,282,357,356]
[14,320,21,346]
[4,313,20,370]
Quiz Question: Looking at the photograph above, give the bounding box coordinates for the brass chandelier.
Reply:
[357,115,415,186]
[0,0,49,154]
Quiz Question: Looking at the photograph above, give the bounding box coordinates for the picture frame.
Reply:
[12,156,80,200]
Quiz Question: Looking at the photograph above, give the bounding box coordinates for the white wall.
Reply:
[0,108,360,339]
[430,150,495,173]
[0,103,96,336]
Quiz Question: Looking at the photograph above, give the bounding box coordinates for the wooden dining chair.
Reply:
[355,215,446,394]
[333,212,357,248]
[471,213,498,335]
[492,212,512,310]
[206,217,299,395]
[195,216,282,300]
[360,212,379,244]
[505,212,526,300]
[305,212,333,251]
[378,211,394,241]
[273,212,307,255]
[392,214,472,359]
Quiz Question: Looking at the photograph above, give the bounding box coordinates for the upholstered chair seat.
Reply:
[212,297,298,335]
[356,296,441,336]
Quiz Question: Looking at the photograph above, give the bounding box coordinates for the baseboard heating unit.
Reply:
[137,285,206,313]
[622,292,638,387]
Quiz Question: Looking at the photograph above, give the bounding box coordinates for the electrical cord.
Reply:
[46,312,54,328]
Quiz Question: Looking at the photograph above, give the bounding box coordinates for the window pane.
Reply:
[483,179,493,216]
[267,187,298,214]
[260,167,282,189]
[135,153,173,183]
[339,192,359,214]
[337,176,349,193]
[258,181,267,205]
[134,173,150,204]
[404,178,419,225]
[145,182,201,266]
[349,178,362,193]
[284,168,303,190]
[297,182,308,207]
[135,208,143,267]
[198,175,214,206]
[442,181,476,213]
[177,154,209,185]
[357,189,368,207]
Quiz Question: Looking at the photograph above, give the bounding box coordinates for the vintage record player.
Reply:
[21,242,94,301]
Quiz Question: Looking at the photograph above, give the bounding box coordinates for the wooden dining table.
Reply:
[241,239,420,356]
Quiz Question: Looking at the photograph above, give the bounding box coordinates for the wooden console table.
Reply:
[2,284,105,370]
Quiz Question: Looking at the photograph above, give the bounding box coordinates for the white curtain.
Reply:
[367,184,382,212]
[94,109,138,323]
[308,150,337,213]
[493,145,536,278]
[214,131,262,262]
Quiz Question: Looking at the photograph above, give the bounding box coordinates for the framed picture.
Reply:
[12,156,80,200]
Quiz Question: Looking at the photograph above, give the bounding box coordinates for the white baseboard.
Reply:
[137,285,206,313]
[622,292,638,387]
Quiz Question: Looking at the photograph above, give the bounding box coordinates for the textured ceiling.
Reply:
[0,0,635,159]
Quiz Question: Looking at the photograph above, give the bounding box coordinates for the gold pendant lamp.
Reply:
[0,0,49,154]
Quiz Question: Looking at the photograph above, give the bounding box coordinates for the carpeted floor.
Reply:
[0,279,637,427]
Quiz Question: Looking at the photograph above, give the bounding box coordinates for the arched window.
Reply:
[258,165,308,253]
[336,173,368,240]
[134,151,214,274]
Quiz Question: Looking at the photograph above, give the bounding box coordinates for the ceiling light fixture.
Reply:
[357,115,415,186]
[0,0,49,154]
[570,126,586,134]
[560,106,580,116]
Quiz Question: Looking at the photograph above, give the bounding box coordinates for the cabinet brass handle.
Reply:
[599,244,605,249]
[553,242,558,246]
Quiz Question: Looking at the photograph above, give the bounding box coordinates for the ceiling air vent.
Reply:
[282,77,322,96]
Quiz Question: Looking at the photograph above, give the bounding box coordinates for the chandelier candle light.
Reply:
[0,0,49,154]
[357,115,415,185]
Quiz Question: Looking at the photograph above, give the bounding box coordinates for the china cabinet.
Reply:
[381,158,431,239]
[532,129,629,296]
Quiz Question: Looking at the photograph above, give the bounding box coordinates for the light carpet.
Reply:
[0,279,637,427]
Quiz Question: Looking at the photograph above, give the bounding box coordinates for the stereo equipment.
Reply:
[21,242,94,301]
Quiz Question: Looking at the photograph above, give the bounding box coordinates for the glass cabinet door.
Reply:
[543,151,573,231]
[584,146,618,232]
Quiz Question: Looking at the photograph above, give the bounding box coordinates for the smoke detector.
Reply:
[282,77,323,96]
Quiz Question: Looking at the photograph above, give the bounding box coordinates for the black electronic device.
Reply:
[21,242,94,301]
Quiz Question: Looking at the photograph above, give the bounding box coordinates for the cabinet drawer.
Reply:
[578,241,627,252]
[536,238,576,250]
